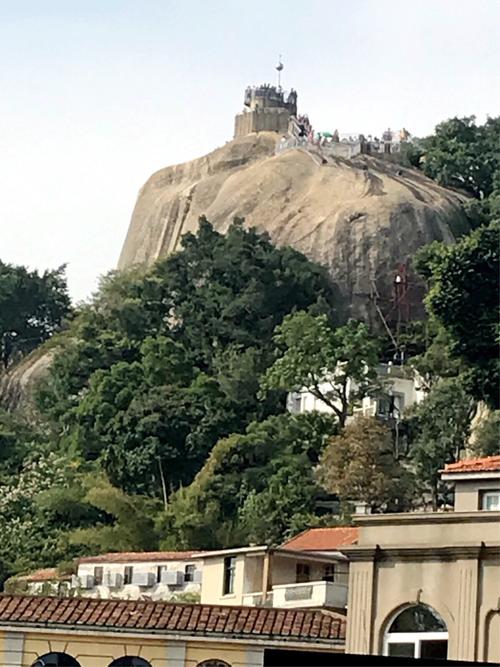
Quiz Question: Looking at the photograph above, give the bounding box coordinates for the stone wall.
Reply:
[234,109,290,139]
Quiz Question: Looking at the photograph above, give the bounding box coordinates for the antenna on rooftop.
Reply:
[276,55,284,89]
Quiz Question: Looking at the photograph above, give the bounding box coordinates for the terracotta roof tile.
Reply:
[78,550,200,564]
[281,527,359,551]
[443,456,500,474]
[0,595,345,643]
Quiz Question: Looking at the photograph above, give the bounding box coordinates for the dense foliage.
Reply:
[261,313,380,427]
[0,113,498,585]
[0,261,70,367]
[415,221,499,407]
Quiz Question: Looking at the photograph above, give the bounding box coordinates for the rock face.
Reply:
[118,132,468,325]
[0,348,54,412]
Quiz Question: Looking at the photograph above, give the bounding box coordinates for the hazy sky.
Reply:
[1,0,499,302]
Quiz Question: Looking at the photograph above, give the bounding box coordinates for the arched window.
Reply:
[32,654,81,667]
[109,660,151,667]
[196,661,231,667]
[384,604,448,660]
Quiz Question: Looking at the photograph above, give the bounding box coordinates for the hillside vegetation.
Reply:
[0,115,498,586]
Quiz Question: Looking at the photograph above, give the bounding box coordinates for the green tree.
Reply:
[470,410,500,457]
[158,412,338,549]
[415,222,499,407]
[0,261,71,367]
[36,219,338,499]
[405,377,476,509]
[317,417,411,513]
[261,313,379,427]
[67,476,160,553]
[422,116,499,201]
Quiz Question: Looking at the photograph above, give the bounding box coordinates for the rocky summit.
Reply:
[118,132,469,324]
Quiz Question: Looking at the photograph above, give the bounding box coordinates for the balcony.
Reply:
[273,580,348,609]
[242,580,348,609]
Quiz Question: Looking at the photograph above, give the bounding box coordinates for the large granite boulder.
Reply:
[118,132,469,324]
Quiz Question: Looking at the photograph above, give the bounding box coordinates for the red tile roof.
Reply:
[0,596,345,643]
[281,527,359,551]
[17,568,70,583]
[79,551,200,564]
[443,456,500,474]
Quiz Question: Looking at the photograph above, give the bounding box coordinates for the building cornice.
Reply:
[341,544,500,562]
[352,511,500,527]
[0,623,345,649]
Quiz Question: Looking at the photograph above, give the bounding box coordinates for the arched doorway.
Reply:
[109,659,151,667]
[384,604,448,660]
[196,661,231,667]
[32,654,81,667]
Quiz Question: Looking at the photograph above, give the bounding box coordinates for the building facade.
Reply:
[343,456,500,663]
[196,546,349,612]
[73,552,202,601]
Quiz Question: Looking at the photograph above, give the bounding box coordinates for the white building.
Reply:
[193,544,350,611]
[287,362,426,421]
[73,550,203,601]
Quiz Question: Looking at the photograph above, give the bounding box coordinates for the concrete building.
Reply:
[287,362,426,423]
[72,551,203,601]
[342,455,500,663]
[194,546,349,612]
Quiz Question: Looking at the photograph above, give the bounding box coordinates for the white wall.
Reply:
[75,559,201,600]
[290,364,426,420]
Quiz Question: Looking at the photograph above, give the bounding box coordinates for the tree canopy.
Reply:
[261,313,379,427]
[35,218,338,502]
[317,417,411,513]
[415,221,499,407]
[0,261,70,367]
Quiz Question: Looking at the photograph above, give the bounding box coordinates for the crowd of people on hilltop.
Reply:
[297,124,411,154]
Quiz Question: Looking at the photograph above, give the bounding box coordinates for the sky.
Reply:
[1,0,499,302]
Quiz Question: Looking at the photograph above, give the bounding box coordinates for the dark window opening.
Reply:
[184,563,195,582]
[123,565,134,585]
[295,563,310,583]
[323,564,335,582]
[32,653,81,667]
[223,556,236,595]
[93,566,103,585]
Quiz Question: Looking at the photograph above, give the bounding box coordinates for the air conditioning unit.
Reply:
[78,575,95,590]
[106,572,123,588]
[192,570,202,584]
[131,572,156,587]
[161,570,184,586]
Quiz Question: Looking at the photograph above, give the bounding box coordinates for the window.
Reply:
[377,392,404,419]
[184,563,195,582]
[384,604,448,659]
[223,556,236,595]
[323,564,335,582]
[481,490,500,511]
[32,654,81,666]
[156,565,166,583]
[93,566,103,585]
[109,659,152,667]
[296,563,310,583]
[123,566,134,585]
